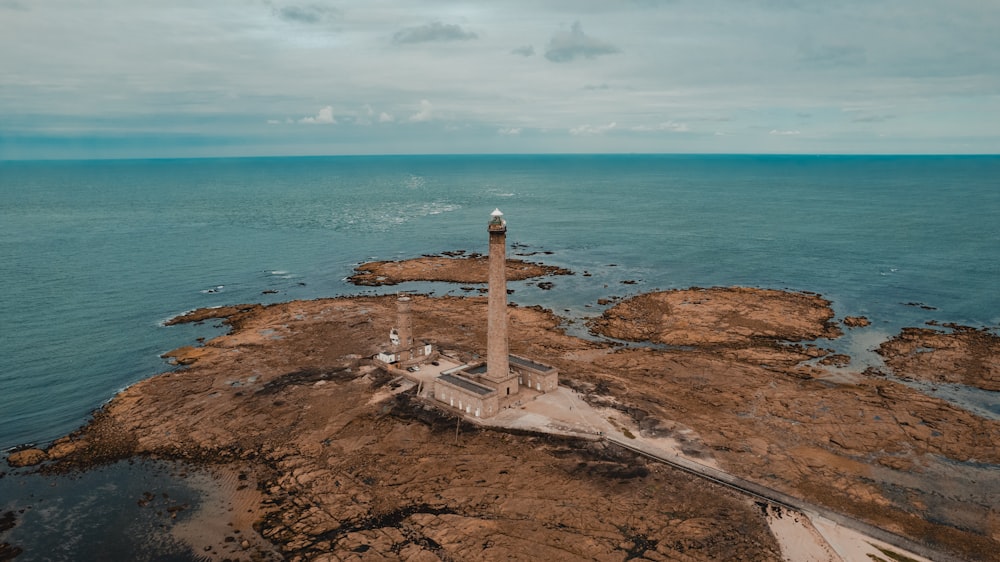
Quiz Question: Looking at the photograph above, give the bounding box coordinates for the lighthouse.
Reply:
[428,208,559,417]
[485,208,514,394]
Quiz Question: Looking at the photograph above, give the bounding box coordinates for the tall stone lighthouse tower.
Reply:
[485,208,515,394]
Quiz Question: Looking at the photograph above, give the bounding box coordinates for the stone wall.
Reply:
[433,378,499,418]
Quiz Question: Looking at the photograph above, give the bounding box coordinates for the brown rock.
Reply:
[7,448,47,467]
[37,292,1000,561]
[46,438,85,460]
[843,316,871,328]
[589,287,842,346]
[818,354,851,367]
[347,256,571,286]
[160,345,213,366]
[877,325,1000,391]
[0,542,24,560]
[164,304,263,326]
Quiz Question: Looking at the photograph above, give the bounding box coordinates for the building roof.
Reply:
[509,354,556,373]
[465,364,488,375]
[438,373,495,396]
[491,208,503,217]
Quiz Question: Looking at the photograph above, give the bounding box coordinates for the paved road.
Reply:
[465,387,967,562]
[606,436,966,562]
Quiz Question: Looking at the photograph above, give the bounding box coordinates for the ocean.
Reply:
[1,154,998,559]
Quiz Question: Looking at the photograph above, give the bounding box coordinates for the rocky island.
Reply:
[5,254,999,561]
[348,253,571,286]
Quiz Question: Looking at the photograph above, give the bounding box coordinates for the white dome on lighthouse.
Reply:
[491,208,504,217]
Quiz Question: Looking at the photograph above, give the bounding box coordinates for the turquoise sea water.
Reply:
[1,154,998,558]
[2,154,998,450]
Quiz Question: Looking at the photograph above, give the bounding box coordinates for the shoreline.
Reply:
[3,263,998,559]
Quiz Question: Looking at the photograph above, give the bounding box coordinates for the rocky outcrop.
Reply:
[877,324,1000,391]
[161,345,214,366]
[6,448,46,467]
[163,304,263,326]
[0,542,22,561]
[589,287,841,346]
[11,291,999,561]
[348,255,571,286]
[0,511,22,562]
[843,316,871,328]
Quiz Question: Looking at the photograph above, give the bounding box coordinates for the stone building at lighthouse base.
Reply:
[372,209,559,419]
[431,354,559,418]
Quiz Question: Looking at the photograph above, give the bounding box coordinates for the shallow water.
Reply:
[0,460,203,561]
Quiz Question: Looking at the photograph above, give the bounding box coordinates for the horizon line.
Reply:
[3,151,999,164]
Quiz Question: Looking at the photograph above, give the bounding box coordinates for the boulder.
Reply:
[843,316,871,328]
[7,448,47,467]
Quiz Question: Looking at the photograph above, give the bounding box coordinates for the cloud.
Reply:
[409,100,433,122]
[498,127,521,135]
[851,114,894,123]
[632,121,689,132]
[352,107,373,125]
[267,119,282,125]
[570,122,616,135]
[769,129,801,135]
[393,21,477,44]
[4,2,999,158]
[276,4,339,24]
[797,43,866,68]
[842,108,895,123]
[545,21,620,63]
[299,106,336,124]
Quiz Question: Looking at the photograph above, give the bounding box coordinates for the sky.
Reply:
[1,0,999,159]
